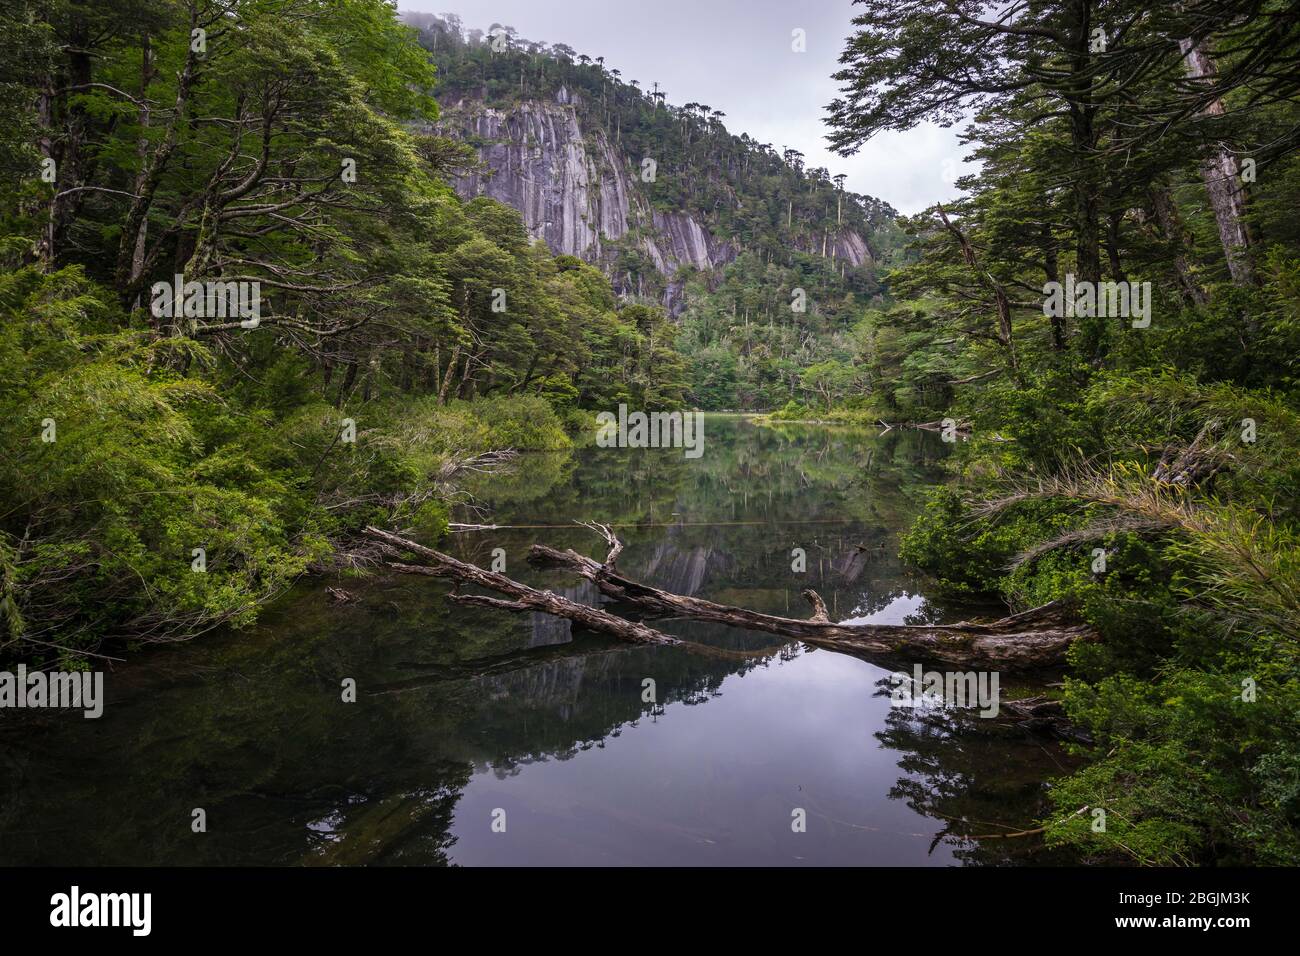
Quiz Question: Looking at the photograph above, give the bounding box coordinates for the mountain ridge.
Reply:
[407,12,902,314]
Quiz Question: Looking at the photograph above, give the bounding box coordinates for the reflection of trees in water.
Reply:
[448,419,956,627]
[871,677,1079,865]
[0,419,1065,866]
[901,601,947,626]
[303,775,469,866]
[0,582,1063,866]
[381,596,1089,865]
[0,621,745,865]
[461,629,766,774]
[298,632,764,863]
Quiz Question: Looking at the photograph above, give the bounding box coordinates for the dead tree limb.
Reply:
[998,696,1093,743]
[365,526,674,647]
[526,535,1092,670]
[363,527,781,663]
[364,526,1096,671]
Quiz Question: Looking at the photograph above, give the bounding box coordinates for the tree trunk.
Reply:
[1179,36,1254,286]
[336,361,358,408]
[364,525,1095,670]
[1041,221,1066,351]
[115,8,203,299]
[936,204,1018,371]
[1065,0,1102,283]
[437,344,460,405]
[1147,186,1208,306]
[131,34,155,315]
[37,10,94,268]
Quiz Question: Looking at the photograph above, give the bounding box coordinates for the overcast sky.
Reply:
[400,0,971,214]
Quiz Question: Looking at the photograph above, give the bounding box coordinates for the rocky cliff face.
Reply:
[793,229,874,268]
[450,97,631,260]
[440,91,864,310]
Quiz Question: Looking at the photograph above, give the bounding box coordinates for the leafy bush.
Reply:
[0,268,571,666]
[898,358,1300,864]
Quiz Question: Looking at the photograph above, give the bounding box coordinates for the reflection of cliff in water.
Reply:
[621,526,924,623]
[642,538,734,596]
[527,581,601,647]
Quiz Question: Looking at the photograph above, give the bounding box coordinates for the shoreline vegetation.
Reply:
[1,0,1297,868]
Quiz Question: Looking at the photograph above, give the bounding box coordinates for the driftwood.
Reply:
[1151,418,1231,487]
[364,526,776,662]
[529,522,1092,669]
[364,524,1095,671]
[914,418,973,434]
[366,526,675,646]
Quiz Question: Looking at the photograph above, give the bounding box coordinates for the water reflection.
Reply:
[0,417,1074,865]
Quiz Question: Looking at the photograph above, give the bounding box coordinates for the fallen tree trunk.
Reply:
[365,526,675,647]
[364,526,776,663]
[524,523,1093,669]
[364,525,1095,670]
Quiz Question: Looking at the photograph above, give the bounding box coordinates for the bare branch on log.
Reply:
[578,520,623,568]
[802,588,831,623]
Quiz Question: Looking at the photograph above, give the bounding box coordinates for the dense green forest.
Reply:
[1,0,1298,869]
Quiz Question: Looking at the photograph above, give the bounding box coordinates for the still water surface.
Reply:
[0,417,1074,865]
